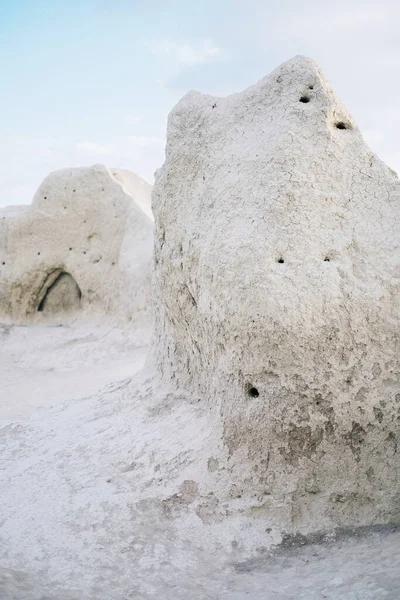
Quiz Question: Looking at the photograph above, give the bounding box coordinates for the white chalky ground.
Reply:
[0,324,399,600]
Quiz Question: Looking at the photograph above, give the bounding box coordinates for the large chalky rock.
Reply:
[0,165,153,325]
[150,56,400,532]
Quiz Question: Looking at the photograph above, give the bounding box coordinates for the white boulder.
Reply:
[0,165,153,325]
[150,55,400,532]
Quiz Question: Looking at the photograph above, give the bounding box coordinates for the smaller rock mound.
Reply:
[0,164,153,325]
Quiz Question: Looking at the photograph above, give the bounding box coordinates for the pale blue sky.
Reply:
[1,0,399,205]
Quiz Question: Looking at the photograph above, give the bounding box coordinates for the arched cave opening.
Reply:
[38,271,82,314]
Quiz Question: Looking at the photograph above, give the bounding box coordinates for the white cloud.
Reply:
[78,136,164,154]
[147,39,225,67]
[125,115,142,125]
[128,135,165,147]
[76,141,115,155]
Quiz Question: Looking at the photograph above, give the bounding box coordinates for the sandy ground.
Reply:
[0,324,399,600]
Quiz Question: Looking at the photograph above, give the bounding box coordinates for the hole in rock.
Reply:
[335,122,348,130]
[248,387,260,398]
[38,271,81,315]
[309,85,314,90]
[278,258,285,264]
[300,96,310,103]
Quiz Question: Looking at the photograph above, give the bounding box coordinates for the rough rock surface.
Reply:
[0,165,153,325]
[151,55,400,533]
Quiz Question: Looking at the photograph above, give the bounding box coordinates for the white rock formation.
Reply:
[1,57,400,599]
[150,55,400,532]
[0,165,153,325]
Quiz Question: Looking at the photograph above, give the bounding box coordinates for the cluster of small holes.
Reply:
[297,85,352,132]
[277,257,331,263]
